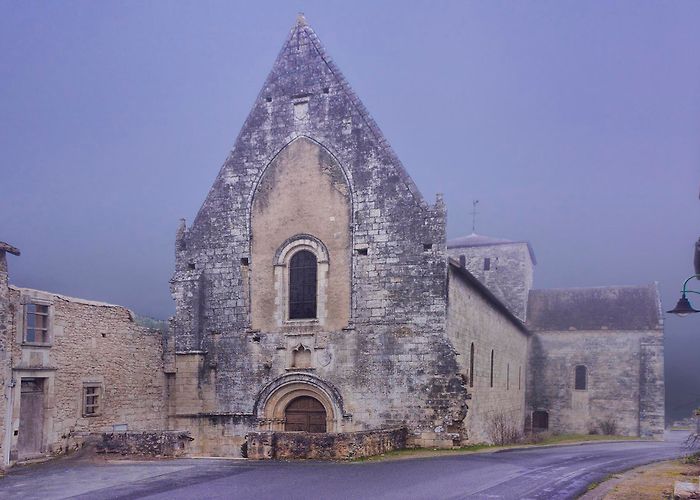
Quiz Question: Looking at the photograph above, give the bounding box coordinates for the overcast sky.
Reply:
[1,1,699,420]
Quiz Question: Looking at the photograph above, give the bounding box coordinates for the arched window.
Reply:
[289,250,317,319]
[469,343,475,388]
[490,350,495,388]
[575,365,587,390]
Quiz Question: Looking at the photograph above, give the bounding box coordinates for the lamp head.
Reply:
[667,295,700,317]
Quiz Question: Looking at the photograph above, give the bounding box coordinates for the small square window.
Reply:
[83,384,102,417]
[24,303,51,344]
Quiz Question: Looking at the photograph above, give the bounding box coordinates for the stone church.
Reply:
[0,17,664,465]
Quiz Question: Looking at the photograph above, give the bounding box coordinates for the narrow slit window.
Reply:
[484,258,491,271]
[490,350,495,388]
[469,343,475,388]
[289,250,317,319]
[575,365,587,390]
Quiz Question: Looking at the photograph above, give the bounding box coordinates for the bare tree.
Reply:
[488,411,522,445]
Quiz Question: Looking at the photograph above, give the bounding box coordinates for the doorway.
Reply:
[18,378,45,459]
[532,410,549,432]
[284,396,327,433]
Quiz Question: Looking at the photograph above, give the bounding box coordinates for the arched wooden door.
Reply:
[284,396,327,433]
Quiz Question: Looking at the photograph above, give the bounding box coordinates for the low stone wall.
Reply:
[246,427,407,460]
[96,431,193,457]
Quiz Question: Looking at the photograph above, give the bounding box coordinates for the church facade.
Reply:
[0,18,664,465]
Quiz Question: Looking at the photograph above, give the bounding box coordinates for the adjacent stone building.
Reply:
[0,16,666,465]
[0,244,168,467]
[526,285,665,439]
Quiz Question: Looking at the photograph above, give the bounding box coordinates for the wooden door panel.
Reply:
[18,379,44,459]
[284,396,327,433]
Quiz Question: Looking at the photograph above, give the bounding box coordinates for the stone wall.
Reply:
[246,426,407,460]
[526,285,665,439]
[527,329,664,438]
[4,286,167,463]
[446,262,529,443]
[96,431,192,457]
[0,250,13,467]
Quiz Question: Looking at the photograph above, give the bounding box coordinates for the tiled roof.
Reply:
[527,284,663,331]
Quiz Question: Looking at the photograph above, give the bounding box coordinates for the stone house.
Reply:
[0,244,167,466]
[0,16,665,465]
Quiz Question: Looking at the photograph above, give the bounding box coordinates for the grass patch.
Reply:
[682,451,700,465]
[600,459,699,499]
[352,443,493,462]
[353,434,638,462]
[533,434,638,446]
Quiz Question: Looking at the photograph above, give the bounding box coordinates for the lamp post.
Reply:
[667,238,700,317]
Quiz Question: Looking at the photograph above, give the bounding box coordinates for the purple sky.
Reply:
[2,1,699,419]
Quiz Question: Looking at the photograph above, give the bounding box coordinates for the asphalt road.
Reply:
[0,431,690,500]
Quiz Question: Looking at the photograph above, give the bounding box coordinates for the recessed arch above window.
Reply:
[272,234,330,325]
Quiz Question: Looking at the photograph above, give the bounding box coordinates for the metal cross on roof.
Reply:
[469,200,479,233]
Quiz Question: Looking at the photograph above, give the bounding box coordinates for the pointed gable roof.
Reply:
[189,15,432,232]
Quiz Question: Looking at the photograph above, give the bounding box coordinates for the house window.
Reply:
[483,258,491,271]
[83,384,102,417]
[575,365,587,390]
[490,350,495,388]
[289,250,317,319]
[24,303,50,344]
[469,343,475,388]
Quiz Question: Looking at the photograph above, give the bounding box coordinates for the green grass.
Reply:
[533,433,638,446]
[682,451,700,465]
[352,434,640,463]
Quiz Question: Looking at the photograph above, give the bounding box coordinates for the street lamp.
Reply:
[667,239,700,317]
[667,277,700,316]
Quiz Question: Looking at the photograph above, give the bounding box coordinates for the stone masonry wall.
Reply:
[0,252,11,466]
[246,426,407,460]
[527,329,665,438]
[6,287,167,462]
[96,431,192,457]
[446,265,529,443]
[448,243,533,321]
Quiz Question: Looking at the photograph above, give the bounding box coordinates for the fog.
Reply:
[1,1,699,422]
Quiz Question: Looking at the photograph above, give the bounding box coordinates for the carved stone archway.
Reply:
[254,373,348,432]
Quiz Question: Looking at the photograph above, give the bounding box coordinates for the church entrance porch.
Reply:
[254,373,348,433]
[284,396,326,433]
